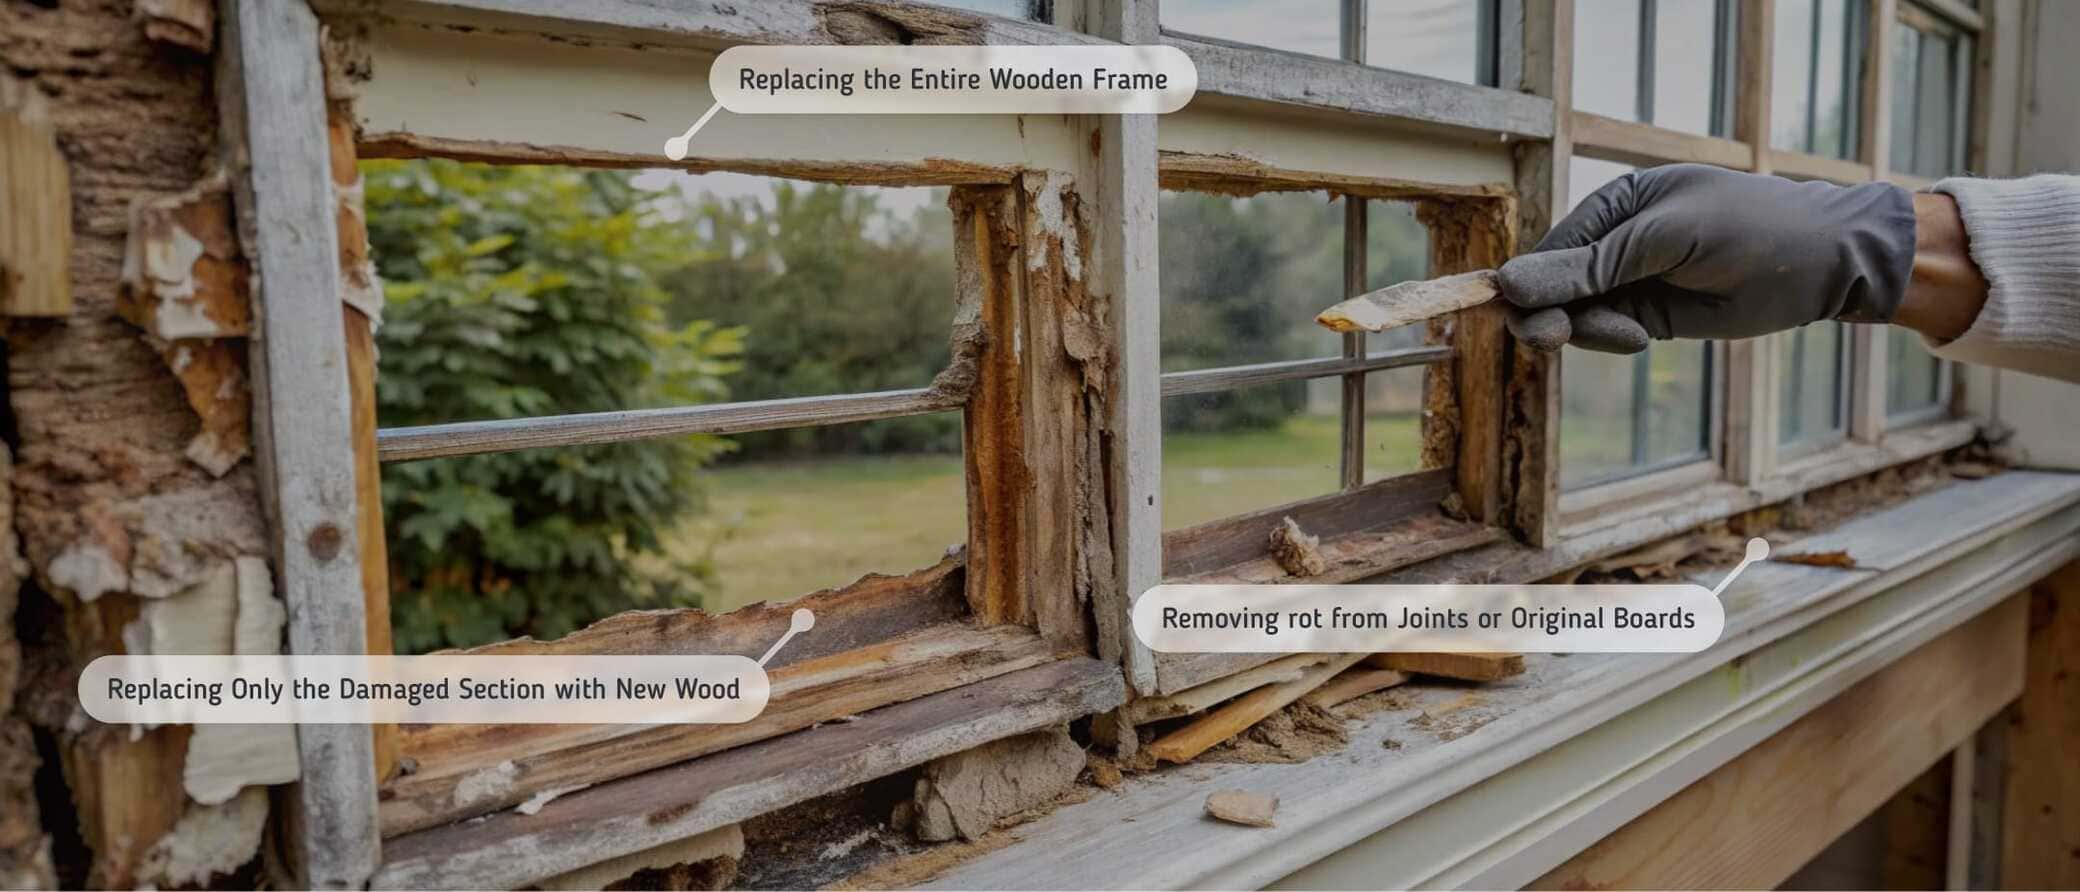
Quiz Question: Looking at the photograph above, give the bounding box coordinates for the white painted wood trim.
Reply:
[1411,519,2059,889]
[1085,0,1162,696]
[922,471,2080,890]
[1163,32,1554,140]
[215,0,381,886]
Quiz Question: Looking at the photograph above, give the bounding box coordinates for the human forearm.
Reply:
[1892,192,1989,343]
[1918,174,2080,384]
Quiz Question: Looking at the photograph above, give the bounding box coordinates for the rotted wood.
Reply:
[1162,469,1455,579]
[1146,654,1366,764]
[0,73,72,317]
[1365,651,1524,682]
[325,66,401,786]
[1418,198,1515,527]
[381,621,1060,836]
[956,174,1097,651]
[373,656,1127,890]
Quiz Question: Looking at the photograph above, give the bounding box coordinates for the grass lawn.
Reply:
[674,411,1424,612]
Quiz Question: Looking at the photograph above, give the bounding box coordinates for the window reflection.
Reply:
[1777,323,1846,447]
[1887,327,1944,416]
[1366,0,1486,84]
[1574,0,1644,120]
[1559,158,1716,489]
[1163,0,1341,58]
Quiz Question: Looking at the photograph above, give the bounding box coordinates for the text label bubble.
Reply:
[80,654,770,725]
[711,45,1197,115]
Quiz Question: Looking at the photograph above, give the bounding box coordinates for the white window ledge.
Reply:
[926,470,2080,890]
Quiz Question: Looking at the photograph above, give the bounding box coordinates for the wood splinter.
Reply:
[1303,667,1409,710]
[1366,651,1524,682]
[1147,654,1365,764]
[1315,269,1499,333]
[1268,516,1328,577]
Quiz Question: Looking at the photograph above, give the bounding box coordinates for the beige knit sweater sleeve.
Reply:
[1927,175,2080,384]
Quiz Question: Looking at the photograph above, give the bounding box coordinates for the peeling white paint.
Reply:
[1029,171,1083,281]
[231,556,282,654]
[141,786,268,888]
[48,542,126,602]
[515,783,589,816]
[453,760,521,808]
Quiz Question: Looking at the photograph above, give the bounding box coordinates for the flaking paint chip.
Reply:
[1205,789,1278,828]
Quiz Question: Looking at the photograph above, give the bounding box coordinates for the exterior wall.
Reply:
[1,1,279,887]
[1982,0,2080,470]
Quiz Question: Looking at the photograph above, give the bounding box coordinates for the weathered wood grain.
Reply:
[1163,469,1454,579]
[1147,655,1365,764]
[1571,111,1758,170]
[216,0,379,884]
[1316,271,1500,334]
[1121,654,1330,726]
[0,74,71,316]
[373,657,1126,890]
[382,622,1059,835]
[1530,597,2023,890]
[1366,651,1525,682]
[2000,560,2080,889]
[1303,667,1410,710]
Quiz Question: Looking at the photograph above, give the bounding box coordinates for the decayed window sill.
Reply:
[918,469,2080,890]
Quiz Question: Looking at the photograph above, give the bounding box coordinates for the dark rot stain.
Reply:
[307,522,344,562]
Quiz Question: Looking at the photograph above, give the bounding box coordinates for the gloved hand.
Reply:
[1498,163,1918,353]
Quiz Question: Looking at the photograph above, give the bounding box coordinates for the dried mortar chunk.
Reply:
[1268,516,1328,577]
[912,725,1082,842]
[1204,789,1278,828]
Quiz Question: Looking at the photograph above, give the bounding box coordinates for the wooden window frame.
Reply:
[1544,0,1983,539]
[222,0,2002,885]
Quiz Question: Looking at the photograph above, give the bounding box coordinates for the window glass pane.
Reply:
[368,164,956,423]
[1953,34,1975,172]
[1163,0,1341,58]
[367,161,969,651]
[1562,343,1712,488]
[1777,323,1846,446]
[1160,190,1344,371]
[1890,23,1921,174]
[1361,368,1425,483]
[1887,327,1943,415]
[1163,381,1340,529]
[1653,0,1722,134]
[1913,27,1956,177]
[1366,0,1483,83]
[677,414,965,614]
[1561,349,1641,488]
[1561,159,1714,489]
[1772,0,1817,151]
[1644,340,1713,461]
[1812,0,1856,157]
[1574,0,1644,121]
[1365,199,1432,349]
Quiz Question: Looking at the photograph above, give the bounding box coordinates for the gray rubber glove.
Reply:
[1498,163,1918,353]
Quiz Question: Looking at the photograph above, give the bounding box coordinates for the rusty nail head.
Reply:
[307,523,344,562]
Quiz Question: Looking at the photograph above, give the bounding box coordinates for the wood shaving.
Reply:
[1773,550,1860,569]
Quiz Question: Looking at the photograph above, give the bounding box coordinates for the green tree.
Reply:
[660,182,962,457]
[365,159,744,652]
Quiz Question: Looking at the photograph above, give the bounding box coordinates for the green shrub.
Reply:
[660,182,962,457]
[364,160,743,652]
